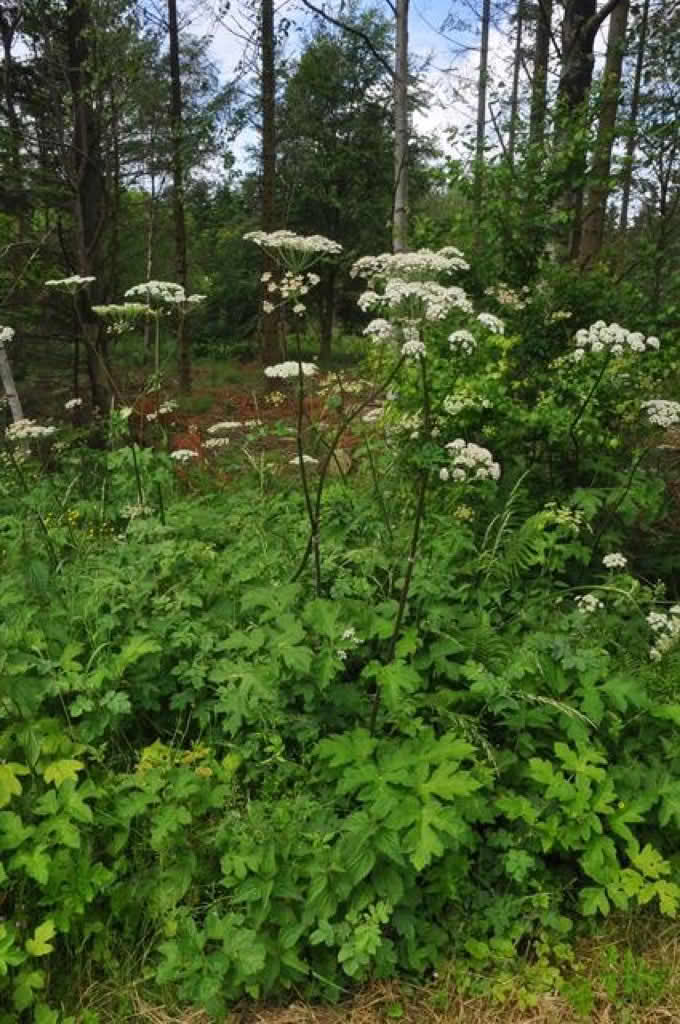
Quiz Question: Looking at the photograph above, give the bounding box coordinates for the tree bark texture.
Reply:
[579,0,629,264]
[529,0,552,152]
[473,0,491,248]
[392,0,409,252]
[167,0,191,392]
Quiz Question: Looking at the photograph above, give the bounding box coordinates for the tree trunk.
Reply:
[392,0,409,252]
[529,0,552,152]
[579,0,629,264]
[473,0,491,247]
[167,0,191,392]
[0,6,27,242]
[261,0,280,362]
[508,0,524,166]
[557,0,624,259]
[66,0,110,412]
[0,335,23,422]
[619,0,649,234]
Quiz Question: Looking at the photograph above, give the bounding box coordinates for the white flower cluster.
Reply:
[440,439,500,482]
[572,321,660,359]
[484,283,528,310]
[642,400,680,429]
[359,279,472,321]
[402,338,426,359]
[477,312,505,335]
[6,418,56,440]
[449,329,476,355]
[260,269,321,316]
[264,361,318,379]
[351,247,469,281]
[244,230,342,256]
[204,437,230,449]
[647,606,680,661]
[443,391,490,416]
[363,318,395,342]
[549,310,572,323]
[159,400,177,415]
[208,421,243,435]
[64,398,83,410]
[124,281,205,307]
[362,406,384,423]
[45,275,95,291]
[289,454,318,465]
[170,449,198,462]
[575,593,604,614]
[337,626,360,661]
[0,326,15,343]
[603,552,627,570]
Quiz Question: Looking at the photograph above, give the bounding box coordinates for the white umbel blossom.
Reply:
[244,230,342,255]
[0,326,15,343]
[449,329,476,355]
[6,418,56,440]
[289,454,318,465]
[125,280,186,305]
[208,421,243,435]
[575,593,605,614]
[477,312,505,335]
[170,449,198,462]
[204,437,230,449]
[363,318,394,342]
[647,606,680,661]
[45,275,95,291]
[642,400,680,428]
[573,321,660,357]
[64,398,83,410]
[351,247,469,280]
[264,361,318,379]
[443,439,500,482]
[603,552,627,570]
[402,338,426,358]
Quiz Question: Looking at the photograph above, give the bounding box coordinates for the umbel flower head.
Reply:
[572,321,660,360]
[6,418,56,441]
[0,326,15,344]
[440,439,500,482]
[264,361,318,379]
[642,399,680,428]
[45,275,96,293]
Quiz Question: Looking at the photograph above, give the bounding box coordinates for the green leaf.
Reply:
[115,634,161,675]
[581,886,610,916]
[376,660,422,714]
[25,920,56,957]
[43,760,84,787]
[631,843,669,880]
[13,968,44,1011]
[0,763,29,807]
[11,845,50,885]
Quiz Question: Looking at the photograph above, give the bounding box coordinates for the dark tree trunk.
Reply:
[529,0,552,152]
[619,0,649,234]
[260,0,280,362]
[167,0,191,392]
[66,0,110,411]
[473,0,491,248]
[579,0,629,264]
[392,0,409,251]
[508,0,524,166]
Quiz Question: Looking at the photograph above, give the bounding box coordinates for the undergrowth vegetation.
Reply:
[2,238,680,1022]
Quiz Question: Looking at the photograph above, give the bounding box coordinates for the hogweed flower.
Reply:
[64,398,83,411]
[477,312,505,335]
[45,275,95,292]
[642,400,680,429]
[573,322,660,358]
[170,448,198,462]
[289,454,318,465]
[575,593,604,614]
[603,552,627,570]
[264,361,318,379]
[363,319,394,342]
[443,439,500,482]
[0,326,15,343]
[244,230,342,257]
[449,329,476,355]
[208,421,243,435]
[204,437,230,449]
[6,418,56,440]
[647,606,680,661]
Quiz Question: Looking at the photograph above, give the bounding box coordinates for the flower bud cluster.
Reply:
[261,269,321,316]
[440,439,500,482]
[543,501,584,531]
[359,279,472,322]
[647,606,680,661]
[572,321,660,359]
[442,390,491,416]
[642,400,680,428]
[484,283,528,309]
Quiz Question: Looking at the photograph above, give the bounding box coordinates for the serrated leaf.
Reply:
[13,968,44,1011]
[0,763,28,807]
[654,880,680,917]
[115,634,161,675]
[25,920,56,957]
[631,843,669,880]
[43,760,83,787]
[581,886,610,916]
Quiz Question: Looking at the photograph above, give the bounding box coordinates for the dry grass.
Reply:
[71,922,680,1024]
